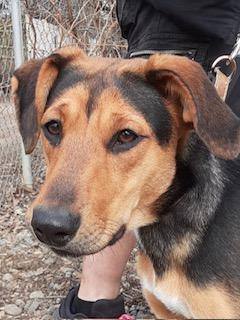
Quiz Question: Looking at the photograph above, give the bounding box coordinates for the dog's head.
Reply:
[12,47,240,256]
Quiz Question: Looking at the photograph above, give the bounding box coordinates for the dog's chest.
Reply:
[143,277,193,318]
[135,230,196,317]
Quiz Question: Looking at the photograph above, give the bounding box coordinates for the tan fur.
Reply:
[143,288,182,320]
[13,47,240,318]
[35,58,59,120]
[170,233,199,265]
[11,76,19,118]
[54,46,86,60]
[145,54,240,160]
[30,84,176,253]
[137,253,237,319]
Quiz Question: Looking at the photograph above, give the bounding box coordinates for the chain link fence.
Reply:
[0,0,126,211]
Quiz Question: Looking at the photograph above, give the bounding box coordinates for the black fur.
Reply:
[14,53,81,153]
[15,57,240,295]
[48,69,111,118]
[85,73,110,118]
[14,60,43,152]
[46,67,86,107]
[115,72,172,145]
[138,132,240,293]
[185,156,240,290]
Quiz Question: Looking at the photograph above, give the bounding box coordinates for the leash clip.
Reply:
[211,55,237,101]
[211,33,240,101]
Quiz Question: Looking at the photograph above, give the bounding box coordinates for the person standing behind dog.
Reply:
[55,1,240,319]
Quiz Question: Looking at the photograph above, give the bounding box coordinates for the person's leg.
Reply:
[55,231,136,319]
[78,231,136,301]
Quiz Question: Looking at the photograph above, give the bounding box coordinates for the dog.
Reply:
[12,47,240,319]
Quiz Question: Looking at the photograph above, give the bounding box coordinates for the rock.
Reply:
[24,300,32,311]
[45,256,57,265]
[136,311,146,318]
[60,267,73,273]
[48,305,59,317]
[32,267,44,276]
[2,273,13,282]
[0,239,6,246]
[42,315,52,320]
[27,300,40,313]
[10,268,19,274]
[49,282,60,290]
[4,304,22,316]
[16,229,31,242]
[65,270,72,278]
[30,290,44,299]
[56,297,61,304]
[15,299,25,307]
[34,310,42,317]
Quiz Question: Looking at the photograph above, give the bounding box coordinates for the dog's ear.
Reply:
[145,54,240,160]
[11,47,85,154]
[11,57,58,154]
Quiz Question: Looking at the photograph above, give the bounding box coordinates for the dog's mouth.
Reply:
[107,225,126,246]
[51,225,126,257]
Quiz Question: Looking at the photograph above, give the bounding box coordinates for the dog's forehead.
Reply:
[46,56,146,107]
[45,56,172,145]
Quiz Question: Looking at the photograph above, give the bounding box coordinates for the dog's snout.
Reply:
[31,206,80,247]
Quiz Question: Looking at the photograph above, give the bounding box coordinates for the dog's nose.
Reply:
[31,206,80,247]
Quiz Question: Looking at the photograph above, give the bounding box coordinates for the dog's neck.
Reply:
[138,133,225,275]
[173,133,225,230]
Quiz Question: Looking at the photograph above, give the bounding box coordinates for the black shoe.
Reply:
[53,285,125,319]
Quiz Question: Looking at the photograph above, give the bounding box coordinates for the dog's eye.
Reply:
[45,120,61,135]
[108,129,144,154]
[117,129,138,144]
[42,120,62,146]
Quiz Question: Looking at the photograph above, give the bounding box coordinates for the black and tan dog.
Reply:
[12,47,240,319]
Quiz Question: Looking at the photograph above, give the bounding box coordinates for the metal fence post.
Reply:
[11,0,33,190]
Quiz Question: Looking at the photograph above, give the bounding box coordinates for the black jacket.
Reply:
[116,0,240,69]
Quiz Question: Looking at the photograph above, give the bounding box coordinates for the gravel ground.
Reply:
[1,170,152,319]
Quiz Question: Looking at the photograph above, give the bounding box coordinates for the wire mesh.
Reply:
[0,0,22,210]
[0,0,126,210]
